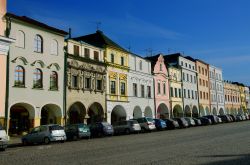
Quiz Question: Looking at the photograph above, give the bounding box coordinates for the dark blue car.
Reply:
[153,119,167,130]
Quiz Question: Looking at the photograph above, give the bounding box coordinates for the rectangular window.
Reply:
[188,90,190,98]
[133,83,137,97]
[199,79,202,85]
[170,87,174,97]
[147,86,151,98]
[96,80,102,90]
[194,76,196,84]
[190,75,193,83]
[175,88,178,97]
[192,90,194,99]
[182,73,185,81]
[84,48,90,58]
[121,57,124,66]
[110,81,116,94]
[163,83,166,95]
[72,75,78,88]
[184,89,186,98]
[141,85,145,98]
[94,51,99,61]
[158,83,161,94]
[195,91,198,100]
[178,89,182,98]
[120,82,126,95]
[187,74,189,82]
[111,54,115,63]
[74,45,79,56]
[85,77,91,89]
[200,91,203,99]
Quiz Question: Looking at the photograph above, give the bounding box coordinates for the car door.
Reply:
[29,127,40,143]
[37,126,47,143]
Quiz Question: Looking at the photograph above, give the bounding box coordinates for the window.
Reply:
[110,81,116,94]
[34,35,43,53]
[202,68,204,75]
[185,63,187,67]
[192,90,194,99]
[51,39,58,55]
[14,66,25,86]
[147,86,151,98]
[139,61,142,70]
[194,76,196,84]
[158,82,161,94]
[184,89,186,98]
[72,75,78,88]
[74,45,80,56]
[170,87,174,97]
[33,68,43,88]
[16,30,25,48]
[94,51,99,61]
[111,54,115,63]
[121,57,124,66]
[85,77,91,89]
[187,74,189,82]
[175,88,178,97]
[179,89,182,98]
[133,83,137,97]
[181,61,183,66]
[84,48,90,58]
[120,82,126,95]
[195,91,198,99]
[50,71,58,90]
[182,73,185,81]
[141,85,145,98]
[189,64,191,69]
[200,91,203,99]
[96,80,102,90]
[199,78,202,85]
[160,64,163,71]
[190,75,193,83]
[188,90,190,98]
[198,66,201,73]
[163,83,166,95]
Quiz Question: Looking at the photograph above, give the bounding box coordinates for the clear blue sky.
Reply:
[8,0,250,85]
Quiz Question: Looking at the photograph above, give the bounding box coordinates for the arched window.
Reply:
[33,68,43,88]
[14,66,25,86]
[16,30,25,48]
[51,39,58,55]
[50,71,58,90]
[34,35,43,53]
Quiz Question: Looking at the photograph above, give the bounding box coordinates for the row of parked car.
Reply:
[0,113,249,151]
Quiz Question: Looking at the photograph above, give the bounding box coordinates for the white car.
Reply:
[0,125,8,151]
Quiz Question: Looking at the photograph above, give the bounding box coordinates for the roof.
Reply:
[144,54,161,72]
[6,13,68,35]
[73,30,129,53]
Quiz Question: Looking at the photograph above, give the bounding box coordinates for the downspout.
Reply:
[63,39,68,126]
[196,67,200,117]
[153,74,156,118]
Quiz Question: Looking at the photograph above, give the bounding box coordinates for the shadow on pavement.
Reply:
[200,154,250,165]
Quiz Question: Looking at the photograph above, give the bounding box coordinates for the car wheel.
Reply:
[125,129,130,135]
[44,137,50,144]
[22,139,28,146]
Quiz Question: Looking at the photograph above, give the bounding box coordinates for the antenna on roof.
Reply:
[144,48,155,56]
[90,21,102,31]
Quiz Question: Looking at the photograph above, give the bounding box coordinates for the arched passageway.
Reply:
[172,104,183,118]
[68,102,86,124]
[133,106,142,119]
[144,106,153,118]
[87,102,104,124]
[192,106,199,117]
[184,105,191,117]
[111,105,126,124]
[41,104,62,125]
[157,103,169,119]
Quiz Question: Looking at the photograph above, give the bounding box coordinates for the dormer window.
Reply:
[74,45,79,56]
[94,51,99,61]
[84,48,90,58]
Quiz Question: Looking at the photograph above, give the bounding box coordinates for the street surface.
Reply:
[0,121,250,165]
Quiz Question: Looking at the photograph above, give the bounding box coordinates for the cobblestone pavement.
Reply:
[1,121,250,165]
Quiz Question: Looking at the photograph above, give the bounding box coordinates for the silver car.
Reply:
[113,120,141,135]
[22,124,67,145]
[134,117,156,132]
[0,126,8,151]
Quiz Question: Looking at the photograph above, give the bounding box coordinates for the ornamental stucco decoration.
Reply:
[47,63,61,71]
[119,73,127,80]
[11,56,28,65]
[31,60,46,68]
[71,60,79,67]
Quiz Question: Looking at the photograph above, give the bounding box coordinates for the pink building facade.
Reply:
[146,54,170,119]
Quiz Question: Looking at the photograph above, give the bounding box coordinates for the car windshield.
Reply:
[49,125,63,131]
[146,118,154,122]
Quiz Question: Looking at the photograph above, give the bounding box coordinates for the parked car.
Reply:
[203,115,219,124]
[229,114,237,122]
[192,118,202,126]
[0,126,8,151]
[89,122,114,137]
[197,117,212,125]
[172,118,188,128]
[153,119,167,130]
[244,113,249,120]
[241,114,246,120]
[184,117,196,127]
[113,120,141,135]
[236,115,243,121]
[134,117,156,132]
[162,118,179,129]
[22,124,66,145]
[218,115,231,123]
[65,123,91,140]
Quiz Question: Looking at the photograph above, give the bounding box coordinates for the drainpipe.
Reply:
[153,75,156,118]
[5,50,10,135]
[63,39,68,126]
[196,69,200,117]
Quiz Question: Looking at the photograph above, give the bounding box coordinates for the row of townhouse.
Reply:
[0,2,249,136]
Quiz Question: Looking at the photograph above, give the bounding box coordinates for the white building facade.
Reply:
[209,65,225,115]
[245,87,250,113]
[6,13,67,135]
[128,54,155,119]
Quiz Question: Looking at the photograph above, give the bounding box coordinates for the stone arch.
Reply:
[199,105,205,116]
[157,103,169,119]
[144,106,153,118]
[172,104,183,118]
[9,102,35,135]
[219,108,225,115]
[31,60,46,68]
[212,107,217,115]
[68,102,86,124]
[87,102,104,124]
[111,105,126,124]
[41,104,62,125]
[184,105,191,117]
[11,56,28,65]
[133,106,142,119]
[192,106,199,117]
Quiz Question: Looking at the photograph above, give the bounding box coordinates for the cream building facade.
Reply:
[65,39,106,125]
[6,13,67,135]
[128,54,155,119]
